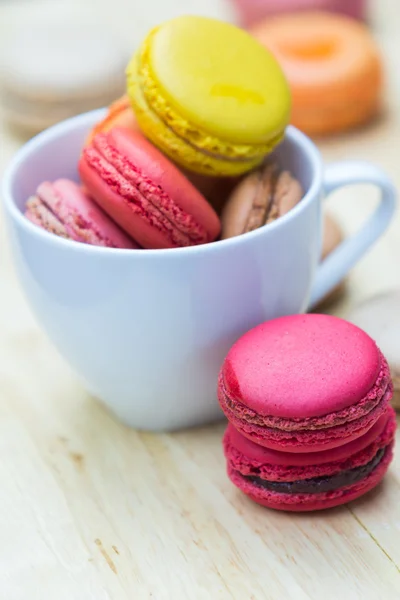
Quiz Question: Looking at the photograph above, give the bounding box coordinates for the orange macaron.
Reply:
[250,11,383,136]
[85,95,138,145]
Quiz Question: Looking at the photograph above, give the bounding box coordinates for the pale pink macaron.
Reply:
[232,0,367,28]
[25,178,137,248]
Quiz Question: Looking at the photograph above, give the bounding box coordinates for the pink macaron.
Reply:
[218,314,392,452]
[25,178,137,248]
[232,0,367,28]
[79,127,221,249]
[223,407,396,511]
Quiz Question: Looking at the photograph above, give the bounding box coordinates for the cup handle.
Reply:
[309,160,397,310]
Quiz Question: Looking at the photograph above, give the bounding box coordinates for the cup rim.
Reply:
[2,108,323,258]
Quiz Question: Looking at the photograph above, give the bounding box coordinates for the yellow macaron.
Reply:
[126,16,291,176]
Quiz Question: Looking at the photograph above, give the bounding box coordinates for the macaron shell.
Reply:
[221,165,303,239]
[250,12,382,135]
[180,170,239,215]
[2,23,127,96]
[250,12,380,104]
[26,196,70,239]
[85,95,139,146]
[220,379,392,452]
[224,409,396,511]
[222,315,383,418]
[314,213,346,308]
[78,160,172,249]
[146,16,291,145]
[221,171,261,238]
[230,444,393,511]
[127,16,290,175]
[224,410,394,468]
[233,0,367,28]
[128,68,265,177]
[50,179,137,248]
[108,129,220,234]
[392,368,400,410]
[346,291,400,411]
[1,20,128,133]
[79,128,220,248]
[223,409,396,487]
[322,213,343,258]
[26,179,137,248]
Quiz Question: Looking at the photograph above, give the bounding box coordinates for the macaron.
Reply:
[79,127,221,249]
[250,12,382,136]
[0,21,128,134]
[223,407,396,511]
[85,95,138,146]
[25,179,137,248]
[218,314,393,452]
[346,291,400,411]
[322,212,343,263]
[126,16,291,176]
[232,0,367,28]
[85,96,237,215]
[220,162,303,238]
[219,169,345,306]
[181,172,240,217]
[315,213,346,307]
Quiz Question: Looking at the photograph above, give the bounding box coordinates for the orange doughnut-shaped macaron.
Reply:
[250,12,383,136]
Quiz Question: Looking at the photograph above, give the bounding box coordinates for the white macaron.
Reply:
[0,19,128,133]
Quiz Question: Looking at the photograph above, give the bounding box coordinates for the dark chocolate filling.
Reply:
[240,447,386,495]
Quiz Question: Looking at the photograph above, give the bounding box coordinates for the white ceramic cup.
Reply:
[2,110,397,431]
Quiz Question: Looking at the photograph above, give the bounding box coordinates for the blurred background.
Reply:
[0,0,396,50]
[0,0,398,140]
[0,0,234,43]
[0,0,397,138]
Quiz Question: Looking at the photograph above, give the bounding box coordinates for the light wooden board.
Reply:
[0,0,400,598]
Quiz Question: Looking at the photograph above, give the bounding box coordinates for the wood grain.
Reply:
[1,0,400,598]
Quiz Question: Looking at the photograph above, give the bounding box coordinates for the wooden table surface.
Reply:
[1,1,400,598]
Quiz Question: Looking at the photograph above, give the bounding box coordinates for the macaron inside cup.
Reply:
[86,96,239,215]
[127,15,291,176]
[219,164,345,304]
[85,95,139,146]
[218,314,393,452]
[25,179,137,248]
[220,161,304,239]
[79,127,221,249]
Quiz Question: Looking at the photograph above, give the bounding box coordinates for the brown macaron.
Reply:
[317,213,346,308]
[322,213,343,260]
[183,171,239,216]
[220,162,303,239]
[346,291,400,411]
[221,163,346,307]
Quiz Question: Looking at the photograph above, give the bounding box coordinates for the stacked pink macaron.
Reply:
[218,314,396,511]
